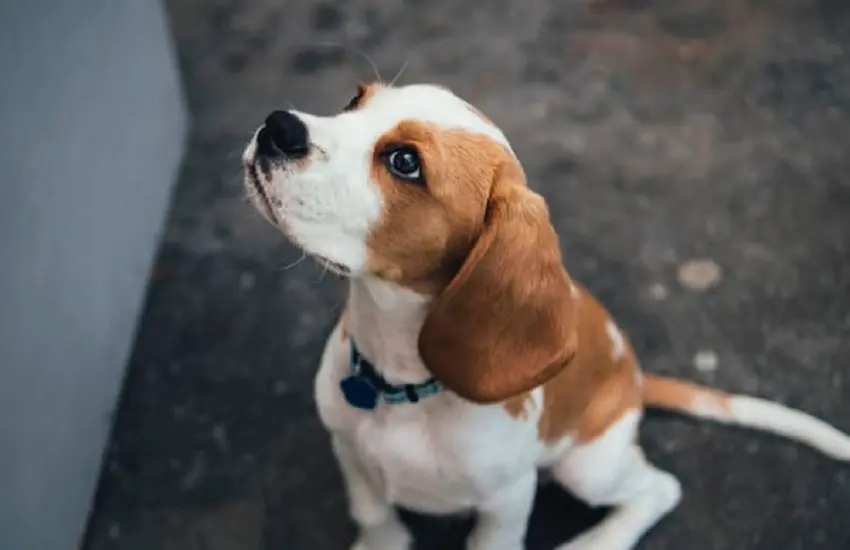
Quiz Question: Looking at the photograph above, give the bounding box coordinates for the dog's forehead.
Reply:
[365,84,514,153]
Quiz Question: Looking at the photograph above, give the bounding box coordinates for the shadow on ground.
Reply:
[84,0,850,549]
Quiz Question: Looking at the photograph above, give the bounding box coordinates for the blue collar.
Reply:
[340,341,443,411]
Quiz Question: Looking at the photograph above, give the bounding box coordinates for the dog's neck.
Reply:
[347,276,436,385]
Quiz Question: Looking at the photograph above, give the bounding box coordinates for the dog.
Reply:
[242,82,850,550]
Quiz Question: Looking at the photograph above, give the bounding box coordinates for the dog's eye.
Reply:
[343,85,366,112]
[384,146,422,182]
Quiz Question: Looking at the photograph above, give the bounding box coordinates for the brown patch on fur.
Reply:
[366,119,578,404]
[503,394,531,419]
[366,121,503,293]
[344,82,383,112]
[643,373,731,416]
[419,190,577,402]
[528,285,643,443]
[417,156,577,402]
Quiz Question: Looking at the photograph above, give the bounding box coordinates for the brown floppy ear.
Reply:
[418,162,578,404]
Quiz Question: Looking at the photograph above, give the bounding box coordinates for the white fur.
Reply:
[725,396,850,460]
[605,320,626,361]
[662,390,850,461]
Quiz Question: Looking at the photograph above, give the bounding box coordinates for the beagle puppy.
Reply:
[242,82,850,550]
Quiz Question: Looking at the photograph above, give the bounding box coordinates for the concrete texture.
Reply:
[0,2,186,549]
[84,0,850,549]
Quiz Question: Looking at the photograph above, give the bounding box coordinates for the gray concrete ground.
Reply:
[83,0,850,549]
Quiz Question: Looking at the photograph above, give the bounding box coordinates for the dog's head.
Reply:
[243,83,577,403]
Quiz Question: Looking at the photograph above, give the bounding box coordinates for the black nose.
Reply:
[257,110,309,159]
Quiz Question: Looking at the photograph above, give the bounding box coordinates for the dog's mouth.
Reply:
[245,162,279,221]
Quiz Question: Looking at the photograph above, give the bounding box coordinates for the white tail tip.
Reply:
[728,396,850,461]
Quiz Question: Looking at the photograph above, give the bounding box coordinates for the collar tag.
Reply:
[340,375,380,411]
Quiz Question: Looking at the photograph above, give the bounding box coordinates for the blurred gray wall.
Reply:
[0,1,186,549]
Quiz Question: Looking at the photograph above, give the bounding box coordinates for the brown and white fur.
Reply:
[242,82,850,550]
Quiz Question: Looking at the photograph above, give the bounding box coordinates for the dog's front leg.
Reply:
[331,435,412,550]
[467,471,537,550]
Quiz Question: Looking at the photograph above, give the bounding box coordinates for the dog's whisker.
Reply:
[390,55,412,87]
[313,261,330,283]
[280,252,308,272]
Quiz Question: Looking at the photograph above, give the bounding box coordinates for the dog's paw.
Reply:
[465,530,525,550]
[351,520,412,550]
[555,530,620,550]
[465,539,524,550]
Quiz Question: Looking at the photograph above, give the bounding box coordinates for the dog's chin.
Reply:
[289,239,352,277]
[279,229,354,278]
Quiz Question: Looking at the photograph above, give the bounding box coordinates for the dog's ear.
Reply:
[418,162,578,403]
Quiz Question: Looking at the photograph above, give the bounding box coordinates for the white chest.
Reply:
[314,335,543,513]
[348,399,541,514]
[314,279,545,514]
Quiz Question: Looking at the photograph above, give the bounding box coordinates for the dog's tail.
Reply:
[642,373,850,461]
